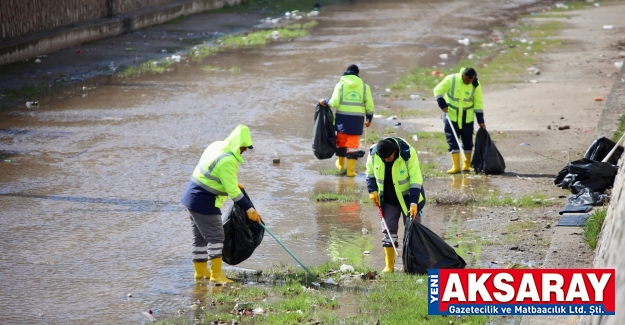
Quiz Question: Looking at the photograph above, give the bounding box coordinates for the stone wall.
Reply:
[0,0,191,39]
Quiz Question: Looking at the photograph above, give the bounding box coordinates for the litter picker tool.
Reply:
[375,203,399,257]
[259,223,317,281]
[601,132,625,163]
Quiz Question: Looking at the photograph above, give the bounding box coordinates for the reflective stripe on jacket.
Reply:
[365,137,425,216]
[328,74,374,135]
[433,68,483,129]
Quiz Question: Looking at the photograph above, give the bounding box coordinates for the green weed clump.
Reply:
[583,208,608,249]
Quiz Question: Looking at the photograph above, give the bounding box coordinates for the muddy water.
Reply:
[0,0,542,323]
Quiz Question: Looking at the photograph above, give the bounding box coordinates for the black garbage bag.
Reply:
[584,137,623,165]
[222,189,265,265]
[567,188,609,206]
[312,103,337,160]
[403,219,466,275]
[472,128,505,174]
[567,158,618,194]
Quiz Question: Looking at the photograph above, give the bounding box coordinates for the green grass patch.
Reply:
[116,59,176,78]
[613,114,625,142]
[389,20,568,94]
[218,21,317,47]
[310,185,368,202]
[583,208,607,249]
[477,191,559,208]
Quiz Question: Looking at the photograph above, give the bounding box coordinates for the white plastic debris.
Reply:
[439,53,448,60]
[340,264,355,273]
[35,58,41,63]
[458,38,470,46]
[603,25,613,30]
[409,94,420,99]
[615,61,624,69]
[416,278,425,284]
[412,135,419,142]
[271,30,280,40]
[171,55,181,62]
[385,88,391,92]
[387,115,398,120]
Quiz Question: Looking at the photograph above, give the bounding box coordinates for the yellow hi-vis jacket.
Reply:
[433,68,483,129]
[365,137,425,216]
[189,124,253,209]
[328,74,374,135]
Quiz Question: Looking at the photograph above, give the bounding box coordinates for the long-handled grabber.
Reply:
[601,132,625,163]
[259,223,317,281]
[446,114,467,176]
[375,203,399,257]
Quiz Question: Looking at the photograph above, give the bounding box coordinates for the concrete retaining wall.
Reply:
[579,65,625,325]
[0,0,240,65]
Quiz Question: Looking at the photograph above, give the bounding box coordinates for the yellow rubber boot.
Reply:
[335,156,345,171]
[462,152,472,172]
[193,261,211,280]
[346,158,357,177]
[446,153,461,174]
[209,257,233,284]
[382,247,396,273]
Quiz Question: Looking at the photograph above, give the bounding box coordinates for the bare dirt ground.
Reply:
[393,1,625,273]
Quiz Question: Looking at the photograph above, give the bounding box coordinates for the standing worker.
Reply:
[180,124,262,283]
[433,67,486,174]
[319,64,375,177]
[365,137,426,273]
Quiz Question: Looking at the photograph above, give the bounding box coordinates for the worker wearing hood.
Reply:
[181,124,261,283]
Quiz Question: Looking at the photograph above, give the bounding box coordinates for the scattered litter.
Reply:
[387,115,398,120]
[603,25,613,30]
[558,125,570,130]
[272,158,280,164]
[529,80,538,84]
[431,70,440,76]
[416,278,425,284]
[340,264,355,273]
[271,31,280,40]
[458,38,470,46]
[555,3,569,9]
[594,97,603,101]
[385,88,391,93]
[409,94,420,99]
[127,293,132,298]
[35,58,41,63]
[594,3,600,6]
[324,278,337,286]
[26,101,39,108]
[171,55,181,62]
[3,159,12,163]
[161,49,167,53]
[615,61,623,69]
[412,135,419,142]
[394,122,401,126]
[439,53,448,60]
[363,251,370,255]
[361,228,369,235]
[520,143,531,146]
[252,307,264,314]
[527,67,540,75]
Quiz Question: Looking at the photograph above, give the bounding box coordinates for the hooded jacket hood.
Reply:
[339,74,363,90]
[222,124,253,163]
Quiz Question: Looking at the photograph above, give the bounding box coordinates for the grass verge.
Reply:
[583,208,607,249]
[154,261,489,325]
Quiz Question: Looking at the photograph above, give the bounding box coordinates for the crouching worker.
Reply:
[365,138,426,273]
[181,124,262,283]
